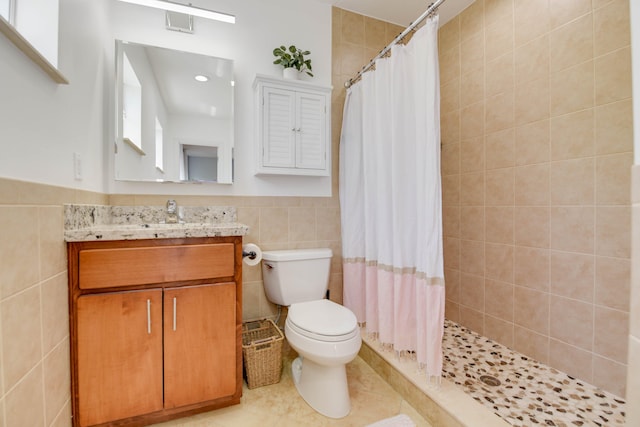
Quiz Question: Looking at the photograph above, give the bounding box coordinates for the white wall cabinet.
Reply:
[254,75,331,176]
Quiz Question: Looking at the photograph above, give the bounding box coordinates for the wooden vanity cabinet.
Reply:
[67,237,243,427]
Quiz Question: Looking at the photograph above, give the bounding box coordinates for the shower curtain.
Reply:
[339,16,444,380]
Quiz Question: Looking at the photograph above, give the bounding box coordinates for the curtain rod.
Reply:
[344,0,447,88]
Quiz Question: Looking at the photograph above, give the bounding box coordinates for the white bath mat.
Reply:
[366,414,416,427]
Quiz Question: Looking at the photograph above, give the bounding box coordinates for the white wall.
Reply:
[0,0,110,192]
[108,0,333,196]
[0,0,332,197]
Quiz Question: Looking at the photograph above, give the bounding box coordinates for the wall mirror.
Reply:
[114,40,234,183]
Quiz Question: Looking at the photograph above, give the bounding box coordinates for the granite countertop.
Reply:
[64,204,249,242]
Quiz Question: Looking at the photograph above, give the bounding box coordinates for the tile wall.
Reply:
[439,0,632,397]
[0,178,108,426]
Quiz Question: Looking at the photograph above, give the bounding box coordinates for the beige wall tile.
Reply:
[341,10,364,44]
[549,0,592,29]
[460,273,484,312]
[484,315,514,348]
[596,153,632,205]
[364,17,387,51]
[0,177,21,204]
[289,207,317,242]
[339,42,366,77]
[439,16,460,51]
[593,0,631,56]
[596,206,630,258]
[595,256,630,312]
[515,164,549,206]
[460,239,485,276]
[459,0,484,42]
[445,268,460,304]
[485,92,515,134]
[484,0,513,27]
[441,110,460,145]
[550,251,595,303]
[550,109,594,160]
[460,206,485,241]
[514,207,549,248]
[0,207,39,299]
[514,286,549,335]
[4,365,44,427]
[442,175,460,206]
[595,47,632,106]
[549,295,593,350]
[460,138,484,173]
[460,172,485,206]
[594,306,629,363]
[485,279,514,322]
[316,207,340,241]
[43,340,70,426]
[442,142,461,176]
[514,247,549,292]
[485,168,514,206]
[514,0,550,47]
[459,306,484,334]
[259,207,289,243]
[41,273,69,355]
[485,19,514,62]
[443,237,460,271]
[485,206,514,244]
[237,207,260,244]
[442,206,460,238]
[1,287,42,391]
[549,13,593,73]
[514,326,549,363]
[625,337,640,410]
[515,78,550,125]
[50,401,71,427]
[460,69,485,108]
[460,101,485,140]
[39,206,66,280]
[515,120,550,166]
[445,300,461,323]
[593,355,627,398]
[550,207,595,254]
[441,78,461,114]
[485,52,514,98]
[549,158,595,205]
[485,129,515,170]
[461,34,484,76]
[550,61,594,117]
[549,339,593,383]
[439,44,460,85]
[515,35,549,86]
[595,99,633,155]
[485,243,514,283]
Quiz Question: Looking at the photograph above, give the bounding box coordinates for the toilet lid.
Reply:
[288,300,358,338]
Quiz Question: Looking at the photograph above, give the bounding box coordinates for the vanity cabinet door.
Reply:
[76,289,164,427]
[163,282,237,408]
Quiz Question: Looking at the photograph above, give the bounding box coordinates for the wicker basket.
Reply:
[242,319,284,389]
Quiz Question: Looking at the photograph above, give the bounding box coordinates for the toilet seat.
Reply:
[287,300,359,342]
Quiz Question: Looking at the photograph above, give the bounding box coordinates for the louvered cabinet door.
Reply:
[262,86,296,168]
[295,91,326,170]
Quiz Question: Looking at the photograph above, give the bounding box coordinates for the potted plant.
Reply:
[273,45,313,79]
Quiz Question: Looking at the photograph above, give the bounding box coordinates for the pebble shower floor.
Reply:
[442,320,626,426]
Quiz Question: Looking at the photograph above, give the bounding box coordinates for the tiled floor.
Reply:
[441,320,626,427]
[153,343,431,427]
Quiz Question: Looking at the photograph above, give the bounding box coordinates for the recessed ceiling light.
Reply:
[194,75,209,82]
[117,0,235,24]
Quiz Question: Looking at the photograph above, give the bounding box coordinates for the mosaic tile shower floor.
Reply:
[442,320,626,427]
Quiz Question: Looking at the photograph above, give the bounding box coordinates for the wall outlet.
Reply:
[73,152,82,180]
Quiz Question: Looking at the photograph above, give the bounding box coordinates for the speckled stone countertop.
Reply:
[64,204,249,242]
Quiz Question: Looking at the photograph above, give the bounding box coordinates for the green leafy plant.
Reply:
[273,45,313,77]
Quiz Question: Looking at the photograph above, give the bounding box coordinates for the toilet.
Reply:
[261,248,361,419]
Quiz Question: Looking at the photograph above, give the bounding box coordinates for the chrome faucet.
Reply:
[166,199,179,224]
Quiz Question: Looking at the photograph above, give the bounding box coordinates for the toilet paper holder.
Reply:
[242,250,257,260]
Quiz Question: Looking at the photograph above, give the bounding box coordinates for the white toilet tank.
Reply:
[261,248,332,306]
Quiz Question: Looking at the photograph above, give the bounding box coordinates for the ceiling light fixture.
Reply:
[194,74,209,82]
[118,0,235,24]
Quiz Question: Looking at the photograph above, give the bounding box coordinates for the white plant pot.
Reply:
[283,68,299,80]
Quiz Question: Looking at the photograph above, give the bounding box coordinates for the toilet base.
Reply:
[291,356,351,419]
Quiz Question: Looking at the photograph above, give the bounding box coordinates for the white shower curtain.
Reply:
[339,16,444,380]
